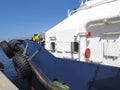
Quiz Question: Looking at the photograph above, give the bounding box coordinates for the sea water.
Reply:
[0,48,26,90]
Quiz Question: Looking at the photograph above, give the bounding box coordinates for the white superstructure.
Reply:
[45,0,120,67]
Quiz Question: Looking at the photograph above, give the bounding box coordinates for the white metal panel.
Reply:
[104,41,119,57]
[87,37,103,62]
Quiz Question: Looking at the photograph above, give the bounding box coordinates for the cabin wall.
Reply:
[87,22,120,67]
[45,0,120,67]
[45,29,79,59]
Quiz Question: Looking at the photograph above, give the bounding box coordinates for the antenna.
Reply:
[68,9,70,17]
[81,0,84,5]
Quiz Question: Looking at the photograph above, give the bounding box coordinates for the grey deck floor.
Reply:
[0,71,18,90]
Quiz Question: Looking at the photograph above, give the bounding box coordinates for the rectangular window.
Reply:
[50,42,55,52]
[71,42,79,52]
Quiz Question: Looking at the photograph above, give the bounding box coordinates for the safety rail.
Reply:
[68,0,118,16]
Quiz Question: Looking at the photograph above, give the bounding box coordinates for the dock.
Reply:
[0,71,19,90]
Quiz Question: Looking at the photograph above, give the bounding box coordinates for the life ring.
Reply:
[85,48,91,58]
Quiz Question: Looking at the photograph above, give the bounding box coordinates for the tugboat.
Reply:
[1,0,120,90]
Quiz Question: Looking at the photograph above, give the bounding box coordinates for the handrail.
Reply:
[68,0,118,16]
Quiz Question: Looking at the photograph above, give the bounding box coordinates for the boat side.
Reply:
[27,40,120,90]
[45,0,120,67]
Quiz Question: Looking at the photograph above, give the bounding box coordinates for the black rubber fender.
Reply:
[0,41,14,58]
[13,53,32,79]
[8,39,23,52]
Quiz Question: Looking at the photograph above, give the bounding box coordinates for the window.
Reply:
[71,42,79,52]
[50,42,55,52]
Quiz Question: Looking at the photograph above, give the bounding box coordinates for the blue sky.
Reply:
[0,0,80,40]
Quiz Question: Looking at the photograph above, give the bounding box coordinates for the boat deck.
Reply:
[0,71,18,90]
